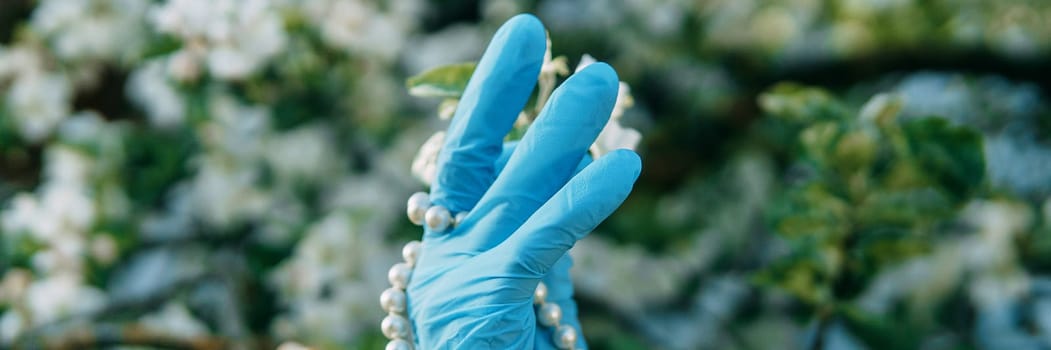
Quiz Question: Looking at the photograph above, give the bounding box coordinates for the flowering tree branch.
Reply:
[14,323,226,350]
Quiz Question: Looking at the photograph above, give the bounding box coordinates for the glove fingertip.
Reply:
[575,62,620,92]
[607,148,642,179]
[593,149,642,192]
[502,14,547,52]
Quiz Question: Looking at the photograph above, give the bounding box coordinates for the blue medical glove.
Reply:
[407,14,641,350]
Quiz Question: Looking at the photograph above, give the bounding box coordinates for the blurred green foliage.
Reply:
[758,83,984,319]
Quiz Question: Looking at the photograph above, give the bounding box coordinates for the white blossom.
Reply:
[23,274,105,327]
[411,131,445,185]
[291,0,419,61]
[269,211,399,343]
[202,93,271,159]
[30,0,149,64]
[167,49,203,82]
[190,154,270,228]
[186,93,275,228]
[590,111,643,158]
[90,234,120,266]
[2,147,96,243]
[0,312,24,344]
[0,46,44,79]
[0,269,31,305]
[127,59,186,128]
[150,0,287,80]
[45,145,95,186]
[264,125,341,182]
[4,71,73,142]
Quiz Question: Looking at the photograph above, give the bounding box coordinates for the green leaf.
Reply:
[406,62,477,98]
[832,129,878,175]
[0,231,46,269]
[1021,224,1051,273]
[850,227,931,271]
[767,184,852,240]
[858,93,904,128]
[753,245,834,305]
[855,188,953,226]
[122,128,197,207]
[900,117,985,200]
[758,83,852,123]
[799,121,841,169]
[139,34,183,59]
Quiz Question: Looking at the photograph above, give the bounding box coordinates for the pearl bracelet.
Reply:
[534,280,580,349]
[379,192,578,349]
[406,192,466,232]
[379,240,420,350]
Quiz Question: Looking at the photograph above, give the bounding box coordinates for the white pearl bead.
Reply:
[380,287,407,314]
[534,282,548,304]
[381,314,411,339]
[402,240,422,267]
[538,302,562,327]
[424,205,451,232]
[388,262,412,290]
[385,339,413,350]
[453,211,468,227]
[406,192,430,225]
[554,325,577,349]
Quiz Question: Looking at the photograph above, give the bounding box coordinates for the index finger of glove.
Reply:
[429,15,547,214]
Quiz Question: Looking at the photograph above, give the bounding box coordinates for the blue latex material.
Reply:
[407,14,642,349]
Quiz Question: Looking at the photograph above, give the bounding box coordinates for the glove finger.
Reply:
[428,14,546,215]
[501,142,591,349]
[495,141,593,179]
[457,63,619,252]
[491,149,640,277]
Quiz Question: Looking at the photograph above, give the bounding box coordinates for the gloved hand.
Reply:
[406,14,641,349]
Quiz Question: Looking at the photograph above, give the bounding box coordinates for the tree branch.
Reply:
[14,323,225,350]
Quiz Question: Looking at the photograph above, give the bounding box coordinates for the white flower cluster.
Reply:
[30,0,150,64]
[126,58,187,128]
[189,93,276,229]
[0,2,642,348]
[291,0,421,61]
[0,2,158,339]
[150,0,288,81]
[0,114,127,342]
[0,0,151,143]
[411,131,445,185]
[177,90,353,234]
[267,176,407,344]
[0,46,73,142]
